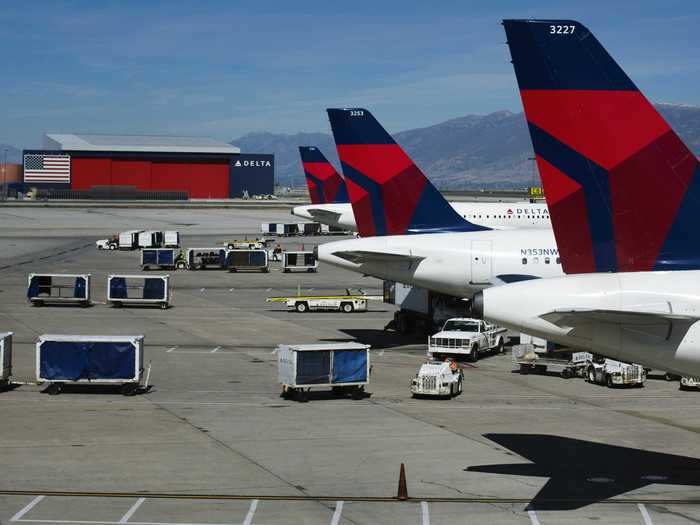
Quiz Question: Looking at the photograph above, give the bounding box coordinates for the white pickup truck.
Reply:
[428,318,507,362]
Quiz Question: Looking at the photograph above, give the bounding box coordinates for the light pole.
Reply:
[1,149,7,201]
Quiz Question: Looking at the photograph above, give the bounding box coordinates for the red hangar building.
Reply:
[22,133,274,199]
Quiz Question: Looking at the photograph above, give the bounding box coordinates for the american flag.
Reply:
[24,154,71,183]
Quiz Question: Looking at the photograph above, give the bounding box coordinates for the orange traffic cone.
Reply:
[397,463,408,501]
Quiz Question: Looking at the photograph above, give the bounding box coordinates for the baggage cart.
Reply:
[108,274,170,309]
[163,231,180,248]
[182,247,227,270]
[513,345,591,378]
[299,222,320,236]
[225,249,269,272]
[277,342,370,402]
[118,230,142,250]
[141,248,177,270]
[36,334,147,395]
[138,231,163,248]
[27,273,91,307]
[283,251,318,273]
[0,332,12,389]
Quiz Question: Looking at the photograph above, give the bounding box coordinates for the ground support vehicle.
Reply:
[383,281,470,335]
[27,273,91,307]
[267,289,380,313]
[108,274,170,309]
[320,224,352,235]
[513,346,591,378]
[141,248,177,270]
[222,238,266,250]
[180,248,227,270]
[411,359,463,398]
[262,223,300,236]
[298,222,321,236]
[0,332,13,389]
[36,334,148,395]
[680,377,700,390]
[163,231,180,248]
[96,236,118,250]
[277,342,370,402]
[282,251,318,273]
[586,357,646,388]
[225,249,269,272]
[118,230,142,250]
[428,318,507,362]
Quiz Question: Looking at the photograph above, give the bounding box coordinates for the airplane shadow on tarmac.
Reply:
[466,434,700,510]
[322,328,427,350]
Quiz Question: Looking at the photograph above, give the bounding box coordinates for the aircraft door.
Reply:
[470,240,493,285]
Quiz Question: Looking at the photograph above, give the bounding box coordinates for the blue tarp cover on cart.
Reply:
[110,277,128,298]
[39,341,136,381]
[296,350,331,384]
[143,278,165,299]
[332,349,368,383]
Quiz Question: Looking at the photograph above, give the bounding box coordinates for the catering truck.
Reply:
[428,318,507,362]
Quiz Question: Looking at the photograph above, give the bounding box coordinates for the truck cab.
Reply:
[411,359,464,398]
[428,318,506,362]
[586,356,646,388]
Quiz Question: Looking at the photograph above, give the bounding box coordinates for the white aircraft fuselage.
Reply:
[473,271,700,376]
[318,228,562,298]
[294,202,550,232]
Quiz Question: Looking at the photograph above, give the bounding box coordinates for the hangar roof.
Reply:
[43,133,240,154]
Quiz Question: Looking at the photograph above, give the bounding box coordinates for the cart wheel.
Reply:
[332,386,345,397]
[32,300,43,307]
[469,344,479,362]
[606,375,614,388]
[341,302,354,313]
[296,389,309,403]
[176,262,186,270]
[283,269,290,273]
[295,302,308,313]
[587,366,596,383]
[160,302,168,310]
[121,384,138,396]
[561,368,572,379]
[519,364,529,375]
[109,244,116,250]
[351,386,364,400]
[47,383,63,395]
[81,300,90,308]
[497,339,505,354]
[113,301,122,308]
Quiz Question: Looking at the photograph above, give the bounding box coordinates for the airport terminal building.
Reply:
[23,133,274,199]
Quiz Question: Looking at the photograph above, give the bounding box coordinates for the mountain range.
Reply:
[232,103,700,190]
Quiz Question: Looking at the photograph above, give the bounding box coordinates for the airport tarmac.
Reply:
[2,206,700,524]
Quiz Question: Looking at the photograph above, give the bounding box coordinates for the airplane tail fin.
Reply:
[299,146,348,204]
[326,108,488,237]
[504,19,700,273]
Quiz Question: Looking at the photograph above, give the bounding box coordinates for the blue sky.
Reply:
[1,0,700,148]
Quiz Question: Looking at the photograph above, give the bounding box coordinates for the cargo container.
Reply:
[138,231,163,248]
[277,342,370,402]
[182,247,227,270]
[27,273,91,307]
[163,231,180,248]
[299,223,321,236]
[36,334,146,395]
[141,248,177,270]
[118,230,142,250]
[108,274,170,309]
[261,223,299,236]
[0,332,13,389]
[282,251,318,273]
[226,249,269,272]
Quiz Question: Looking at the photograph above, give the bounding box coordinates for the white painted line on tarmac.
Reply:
[166,347,177,353]
[10,495,45,522]
[528,509,541,525]
[242,499,258,525]
[210,346,221,353]
[330,501,344,525]
[421,501,430,525]
[638,504,654,525]
[119,497,145,523]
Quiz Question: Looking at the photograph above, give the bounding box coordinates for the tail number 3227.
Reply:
[550,25,575,34]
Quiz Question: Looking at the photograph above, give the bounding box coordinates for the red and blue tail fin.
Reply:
[326,108,488,236]
[299,146,348,205]
[505,19,700,273]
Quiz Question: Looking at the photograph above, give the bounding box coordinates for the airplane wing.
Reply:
[541,309,699,339]
[305,208,342,223]
[331,250,424,265]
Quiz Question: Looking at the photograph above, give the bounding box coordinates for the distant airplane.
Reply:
[317,107,562,298]
[292,146,551,232]
[473,19,700,376]
[468,433,700,510]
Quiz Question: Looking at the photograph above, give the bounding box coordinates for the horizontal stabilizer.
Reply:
[332,250,424,265]
[541,308,699,339]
